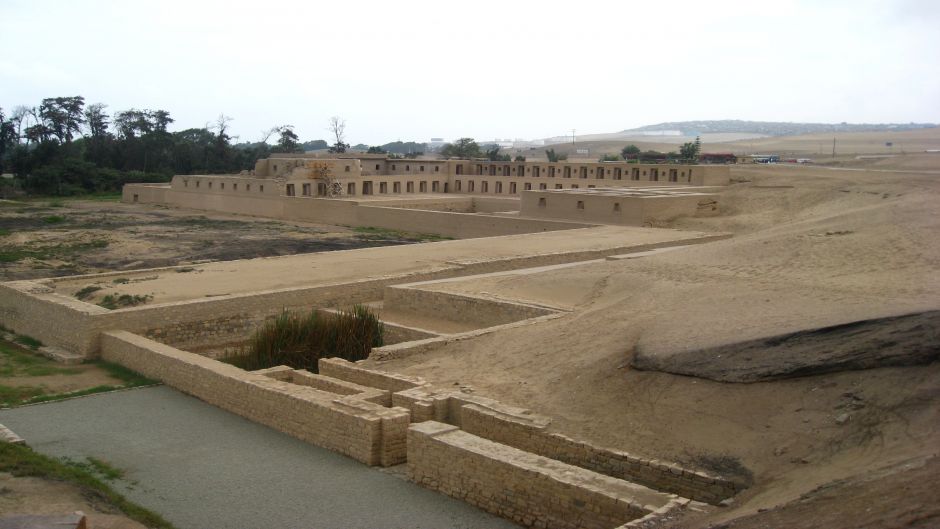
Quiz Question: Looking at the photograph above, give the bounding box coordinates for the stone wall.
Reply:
[408,421,679,529]
[382,284,558,329]
[319,357,426,393]
[0,280,106,355]
[355,204,588,239]
[318,359,740,504]
[459,403,739,504]
[100,331,409,466]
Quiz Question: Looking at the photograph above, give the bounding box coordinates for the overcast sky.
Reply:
[2,0,938,145]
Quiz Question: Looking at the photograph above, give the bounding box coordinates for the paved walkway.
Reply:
[0,387,518,529]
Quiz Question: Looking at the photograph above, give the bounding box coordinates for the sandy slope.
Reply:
[366,161,940,527]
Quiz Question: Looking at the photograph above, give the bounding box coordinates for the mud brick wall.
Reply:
[0,281,106,355]
[408,422,674,529]
[318,358,426,393]
[460,404,739,504]
[100,331,409,466]
[383,285,557,329]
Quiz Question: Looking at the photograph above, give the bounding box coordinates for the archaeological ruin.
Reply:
[0,154,739,528]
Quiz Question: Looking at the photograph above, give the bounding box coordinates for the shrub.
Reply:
[227,306,383,372]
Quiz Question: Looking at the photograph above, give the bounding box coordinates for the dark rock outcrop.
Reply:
[632,311,940,383]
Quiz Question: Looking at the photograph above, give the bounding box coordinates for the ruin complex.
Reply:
[0,154,737,528]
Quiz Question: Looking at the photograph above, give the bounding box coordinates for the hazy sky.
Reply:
[2,0,938,145]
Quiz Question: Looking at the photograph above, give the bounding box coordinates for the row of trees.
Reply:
[0,97,348,196]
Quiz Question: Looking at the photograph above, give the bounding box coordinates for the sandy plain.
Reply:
[362,158,940,528]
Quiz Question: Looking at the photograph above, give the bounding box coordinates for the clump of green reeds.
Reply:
[227,305,383,372]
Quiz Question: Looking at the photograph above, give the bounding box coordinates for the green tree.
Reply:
[545,148,567,162]
[621,144,640,159]
[0,107,18,173]
[367,146,387,154]
[440,138,481,159]
[679,136,701,161]
[486,146,510,161]
[275,125,300,153]
[39,96,85,144]
[514,155,526,162]
[83,103,111,166]
[598,154,620,162]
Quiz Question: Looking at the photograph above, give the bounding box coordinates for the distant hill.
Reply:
[624,120,937,137]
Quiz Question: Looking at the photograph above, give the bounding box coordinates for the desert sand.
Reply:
[363,160,940,527]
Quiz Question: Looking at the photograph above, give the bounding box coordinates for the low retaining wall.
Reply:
[383,285,559,329]
[100,331,409,466]
[319,359,740,504]
[459,403,739,504]
[0,281,106,355]
[408,421,679,529]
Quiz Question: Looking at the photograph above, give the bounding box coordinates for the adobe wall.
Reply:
[408,421,677,529]
[319,358,738,504]
[122,184,168,204]
[92,272,451,352]
[383,285,558,329]
[520,191,718,226]
[0,281,105,355]
[355,205,589,239]
[99,331,410,466]
[459,403,740,504]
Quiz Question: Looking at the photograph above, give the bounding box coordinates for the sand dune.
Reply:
[367,159,940,528]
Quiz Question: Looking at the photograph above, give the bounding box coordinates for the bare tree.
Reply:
[328,116,345,145]
[259,126,281,144]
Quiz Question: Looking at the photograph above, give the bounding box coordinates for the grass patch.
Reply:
[352,225,451,242]
[113,277,130,284]
[75,285,103,300]
[98,293,152,310]
[0,239,109,263]
[62,456,126,481]
[0,339,76,377]
[41,215,67,224]
[0,443,176,528]
[0,384,46,404]
[0,228,10,237]
[46,200,65,208]
[225,306,383,372]
[175,267,196,273]
[0,337,154,407]
[90,360,157,386]
[13,334,43,350]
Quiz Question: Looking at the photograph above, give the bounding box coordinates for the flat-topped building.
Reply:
[521,186,721,226]
[122,154,728,230]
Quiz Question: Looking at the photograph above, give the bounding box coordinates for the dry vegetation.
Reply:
[0,198,444,282]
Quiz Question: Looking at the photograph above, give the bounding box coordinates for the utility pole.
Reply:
[571,129,576,144]
[832,138,836,158]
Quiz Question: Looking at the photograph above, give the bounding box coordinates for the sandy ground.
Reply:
[363,161,940,528]
[517,128,940,161]
[0,472,147,528]
[0,199,431,282]
[51,225,718,305]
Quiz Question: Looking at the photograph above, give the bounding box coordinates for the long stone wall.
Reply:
[382,284,559,329]
[459,403,740,504]
[0,280,106,355]
[317,358,739,504]
[100,331,409,466]
[408,421,681,529]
